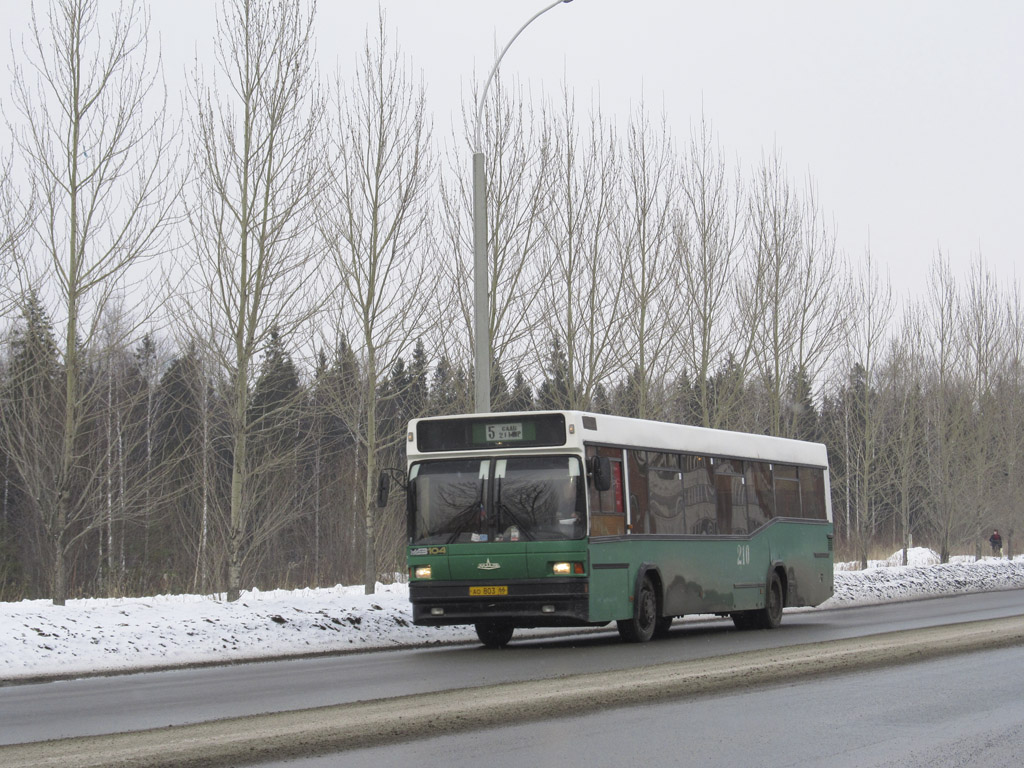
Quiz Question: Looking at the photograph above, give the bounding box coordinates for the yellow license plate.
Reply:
[469,586,508,596]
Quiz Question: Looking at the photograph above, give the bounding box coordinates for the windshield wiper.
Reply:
[444,501,484,544]
[495,476,534,540]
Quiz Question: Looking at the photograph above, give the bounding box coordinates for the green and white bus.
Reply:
[385,410,833,647]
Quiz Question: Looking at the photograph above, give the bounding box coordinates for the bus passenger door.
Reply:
[587,446,625,537]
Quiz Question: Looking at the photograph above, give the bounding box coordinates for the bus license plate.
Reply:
[469,586,508,596]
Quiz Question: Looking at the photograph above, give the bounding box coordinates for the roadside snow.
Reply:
[1,548,1022,682]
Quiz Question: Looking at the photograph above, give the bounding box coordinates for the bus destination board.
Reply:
[416,413,566,452]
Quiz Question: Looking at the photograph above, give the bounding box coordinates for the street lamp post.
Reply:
[472,0,573,414]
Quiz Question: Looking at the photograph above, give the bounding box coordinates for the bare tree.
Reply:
[4,0,175,604]
[960,256,1003,559]
[878,308,926,565]
[179,0,326,601]
[920,254,972,562]
[537,91,622,409]
[0,158,35,314]
[319,15,434,594]
[995,277,1024,556]
[842,249,895,567]
[740,149,848,437]
[614,103,679,420]
[673,115,744,428]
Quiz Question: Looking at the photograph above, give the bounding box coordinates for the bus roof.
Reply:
[408,410,830,469]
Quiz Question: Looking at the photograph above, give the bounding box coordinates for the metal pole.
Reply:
[472,0,573,414]
[472,150,489,413]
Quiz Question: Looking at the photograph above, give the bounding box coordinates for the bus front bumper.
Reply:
[409,578,590,627]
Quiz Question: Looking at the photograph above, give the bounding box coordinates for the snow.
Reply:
[2,549,1022,682]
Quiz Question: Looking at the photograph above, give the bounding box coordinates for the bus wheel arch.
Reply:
[731,565,786,631]
[617,565,663,643]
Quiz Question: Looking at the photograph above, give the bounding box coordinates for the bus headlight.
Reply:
[414,565,432,579]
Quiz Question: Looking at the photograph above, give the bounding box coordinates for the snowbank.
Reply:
[2,549,1022,682]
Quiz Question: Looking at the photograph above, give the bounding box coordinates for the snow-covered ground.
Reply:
[2,549,1022,682]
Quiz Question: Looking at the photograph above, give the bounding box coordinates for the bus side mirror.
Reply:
[376,472,390,508]
[592,456,612,492]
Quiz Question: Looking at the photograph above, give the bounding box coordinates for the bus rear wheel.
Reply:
[617,576,658,643]
[475,621,514,648]
[759,571,784,628]
[731,571,785,630]
[750,571,784,629]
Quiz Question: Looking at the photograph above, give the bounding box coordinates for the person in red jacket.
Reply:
[989,529,1003,557]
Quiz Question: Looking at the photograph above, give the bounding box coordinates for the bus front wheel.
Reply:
[617,576,658,643]
[475,621,514,648]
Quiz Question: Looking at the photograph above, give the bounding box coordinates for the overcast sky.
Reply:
[5,0,1022,304]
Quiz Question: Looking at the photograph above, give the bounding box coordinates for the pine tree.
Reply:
[249,328,301,435]
[408,340,429,421]
[247,327,305,587]
[153,343,216,593]
[787,364,820,442]
[431,356,460,415]
[490,358,510,412]
[507,370,534,412]
[0,291,62,597]
[536,337,571,410]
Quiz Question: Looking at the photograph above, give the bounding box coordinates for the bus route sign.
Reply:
[486,422,523,441]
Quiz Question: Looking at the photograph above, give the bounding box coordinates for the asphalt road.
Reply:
[309,644,1024,768]
[2,590,1023,747]
[0,590,1022,768]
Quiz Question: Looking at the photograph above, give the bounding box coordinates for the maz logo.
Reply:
[477,559,501,571]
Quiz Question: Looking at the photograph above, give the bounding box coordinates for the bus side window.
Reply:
[773,464,801,518]
[683,455,716,535]
[799,466,826,519]
[714,459,746,535]
[648,452,684,535]
[746,461,774,531]
[626,450,648,534]
[587,446,625,536]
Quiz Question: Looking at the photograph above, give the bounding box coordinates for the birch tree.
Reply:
[180,0,326,601]
[320,16,434,594]
[4,0,175,604]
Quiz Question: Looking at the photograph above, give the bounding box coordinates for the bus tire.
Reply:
[755,571,785,629]
[617,576,658,643]
[654,615,674,638]
[475,622,514,648]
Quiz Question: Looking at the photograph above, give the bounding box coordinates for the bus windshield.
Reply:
[410,455,585,544]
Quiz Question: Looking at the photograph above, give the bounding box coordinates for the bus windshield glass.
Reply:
[410,456,585,544]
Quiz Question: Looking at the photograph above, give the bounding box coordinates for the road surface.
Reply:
[1,590,1022,767]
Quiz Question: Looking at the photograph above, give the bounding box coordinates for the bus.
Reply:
[381,410,833,647]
